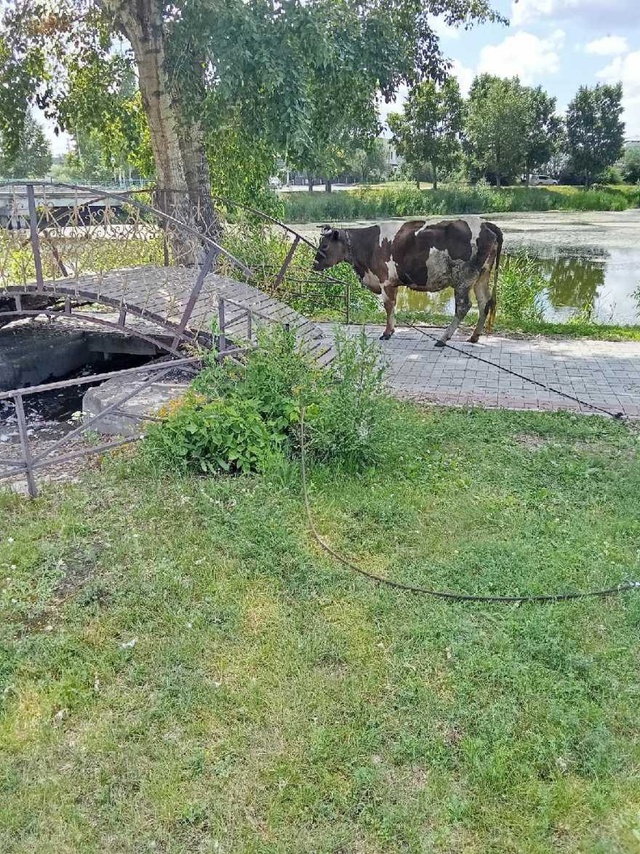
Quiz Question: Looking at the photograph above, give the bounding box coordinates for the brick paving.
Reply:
[322,324,640,418]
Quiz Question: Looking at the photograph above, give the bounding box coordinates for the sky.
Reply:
[43,0,640,156]
[380,0,640,140]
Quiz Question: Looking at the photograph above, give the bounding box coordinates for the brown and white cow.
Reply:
[312,216,503,346]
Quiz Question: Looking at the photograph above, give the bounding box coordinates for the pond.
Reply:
[397,247,640,324]
[295,210,640,325]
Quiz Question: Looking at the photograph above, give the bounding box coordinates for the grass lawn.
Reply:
[1,405,640,852]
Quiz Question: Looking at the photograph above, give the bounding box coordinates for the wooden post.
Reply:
[14,393,38,498]
[26,184,44,291]
[345,279,351,325]
[218,299,226,361]
[273,235,300,290]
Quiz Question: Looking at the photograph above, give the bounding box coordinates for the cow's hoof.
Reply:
[380,332,393,341]
[468,335,479,344]
[434,340,446,348]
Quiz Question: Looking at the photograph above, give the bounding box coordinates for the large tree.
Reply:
[465,74,529,187]
[522,86,562,185]
[388,77,464,189]
[1,0,501,229]
[566,83,625,188]
[0,112,52,178]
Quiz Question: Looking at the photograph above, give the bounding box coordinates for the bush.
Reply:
[144,325,395,477]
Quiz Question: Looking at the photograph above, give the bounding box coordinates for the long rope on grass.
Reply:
[299,409,640,604]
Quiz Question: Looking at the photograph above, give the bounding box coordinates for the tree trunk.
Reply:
[325,180,332,193]
[99,0,210,265]
[496,173,502,189]
[432,162,438,191]
[308,173,314,191]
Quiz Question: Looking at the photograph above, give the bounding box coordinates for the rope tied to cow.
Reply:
[299,409,640,604]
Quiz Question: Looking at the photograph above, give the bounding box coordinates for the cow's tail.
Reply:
[485,224,503,334]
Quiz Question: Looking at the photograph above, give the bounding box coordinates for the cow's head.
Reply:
[312,225,349,271]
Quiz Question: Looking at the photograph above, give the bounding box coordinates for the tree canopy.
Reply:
[0,0,502,214]
[0,111,52,178]
[566,84,625,187]
[388,77,464,189]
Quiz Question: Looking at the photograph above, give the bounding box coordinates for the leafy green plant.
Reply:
[497,254,546,324]
[146,323,394,476]
[144,393,274,475]
[309,328,392,472]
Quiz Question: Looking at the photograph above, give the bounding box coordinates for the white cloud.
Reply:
[449,60,475,97]
[585,36,629,56]
[477,30,565,84]
[598,51,640,138]
[512,0,639,29]
[430,15,461,40]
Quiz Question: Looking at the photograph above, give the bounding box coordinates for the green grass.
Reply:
[2,405,640,852]
[281,183,640,223]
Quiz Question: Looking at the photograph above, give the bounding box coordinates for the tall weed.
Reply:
[498,255,546,324]
[309,329,392,473]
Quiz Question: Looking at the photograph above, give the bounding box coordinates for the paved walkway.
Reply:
[322,324,640,418]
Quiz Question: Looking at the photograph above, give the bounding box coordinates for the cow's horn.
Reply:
[319,224,332,234]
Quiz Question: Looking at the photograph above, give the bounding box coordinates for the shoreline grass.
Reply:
[281,183,640,223]
[1,404,640,852]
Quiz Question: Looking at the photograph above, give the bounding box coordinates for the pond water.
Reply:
[296,211,640,325]
[397,247,640,324]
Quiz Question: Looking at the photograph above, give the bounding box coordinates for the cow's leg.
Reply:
[434,287,471,347]
[380,284,398,341]
[468,252,497,343]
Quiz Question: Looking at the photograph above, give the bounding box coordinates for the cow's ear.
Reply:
[332,229,340,241]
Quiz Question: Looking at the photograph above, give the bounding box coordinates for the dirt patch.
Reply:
[514,432,548,450]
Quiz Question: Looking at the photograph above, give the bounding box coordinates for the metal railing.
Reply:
[0,182,352,496]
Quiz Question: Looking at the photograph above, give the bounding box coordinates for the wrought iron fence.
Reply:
[0,181,351,496]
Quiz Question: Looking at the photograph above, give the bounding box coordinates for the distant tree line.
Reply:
[389,76,628,189]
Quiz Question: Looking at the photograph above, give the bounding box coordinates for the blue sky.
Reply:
[380,0,640,140]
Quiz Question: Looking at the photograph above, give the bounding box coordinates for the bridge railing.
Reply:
[0,181,360,327]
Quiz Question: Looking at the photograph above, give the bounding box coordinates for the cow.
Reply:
[312,216,503,346]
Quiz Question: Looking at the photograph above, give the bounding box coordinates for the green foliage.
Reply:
[566,84,625,187]
[388,78,464,189]
[466,75,530,185]
[310,329,391,472]
[0,112,51,178]
[144,394,275,475]
[1,0,502,203]
[465,75,563,185]
[497,254,546,324]
[281,183,640,222]
[621,145,640,184]
[147,325,393,476]
[523,85,563,178]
